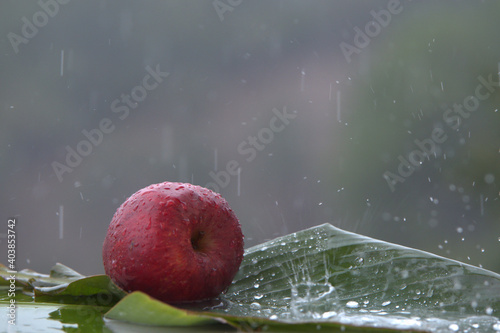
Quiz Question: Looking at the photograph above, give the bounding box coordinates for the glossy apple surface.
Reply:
[102,182,244,303]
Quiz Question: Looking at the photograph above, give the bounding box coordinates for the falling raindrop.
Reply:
[214,148,218,171]
[58,205,64,239]
[480,194,485,216]
[60,49,64,76]
[337,90,341,122]
[300,69,305,92]
[237,167,241,197]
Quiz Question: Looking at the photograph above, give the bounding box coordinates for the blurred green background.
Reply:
[1,0,499,275]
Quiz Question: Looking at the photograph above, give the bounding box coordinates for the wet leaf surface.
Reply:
[1,224,500,332]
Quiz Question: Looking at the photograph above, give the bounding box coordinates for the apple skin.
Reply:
[102,182,244,303]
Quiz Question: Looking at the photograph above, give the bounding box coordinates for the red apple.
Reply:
[102,182,244,303]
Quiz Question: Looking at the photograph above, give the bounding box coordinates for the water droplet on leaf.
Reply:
[346,301,359,308]
[250,302,261,310]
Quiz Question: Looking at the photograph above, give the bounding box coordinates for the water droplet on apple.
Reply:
[254,294,263,300]
[254,283,260,288]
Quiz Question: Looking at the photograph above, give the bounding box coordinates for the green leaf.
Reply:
[1,264,127,332]
[2,224,500,332]
[212,223,500,331]
[48,263,85,279]
[0,262,85,290]
[0,263,126,307]
[34,275,127,306]
[105,291,221,326]
[103,223,500,332]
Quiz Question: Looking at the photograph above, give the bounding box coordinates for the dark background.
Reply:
[1,0,499,275]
